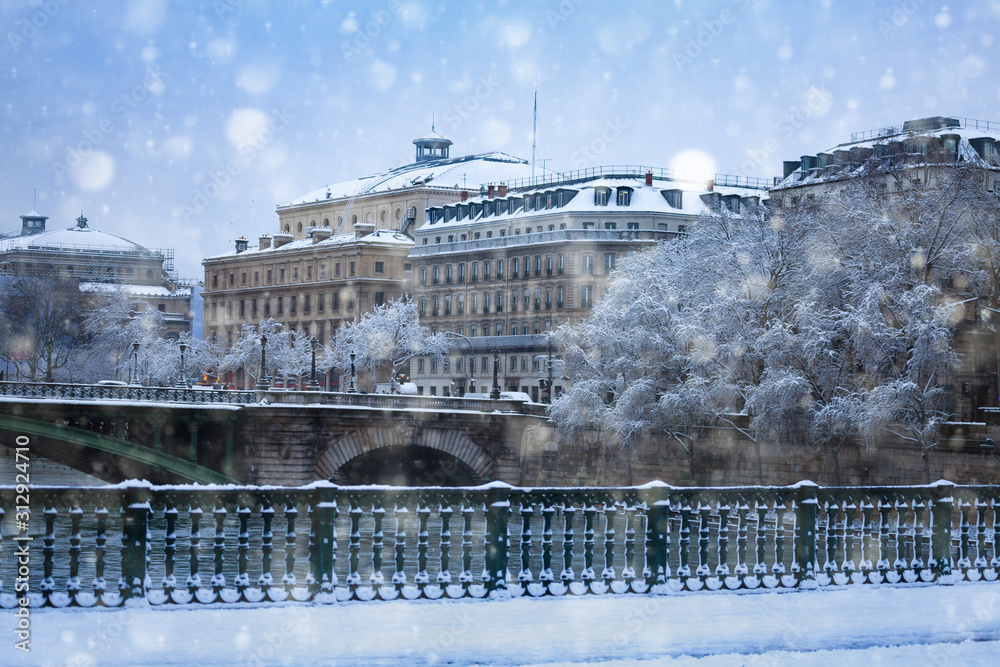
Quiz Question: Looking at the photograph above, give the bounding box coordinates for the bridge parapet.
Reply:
[257,389,542,414]
[0,381,256,405]
[0,479,985,608]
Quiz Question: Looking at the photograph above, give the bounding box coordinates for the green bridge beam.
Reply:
[0,413,236,485]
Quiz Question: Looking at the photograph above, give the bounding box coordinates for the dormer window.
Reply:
[662,189,683,209]
[616,187,632,206]
[594,187,610,206]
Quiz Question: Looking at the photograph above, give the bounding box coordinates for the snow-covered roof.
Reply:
[0,223,153,254]
[204,228,413,261]
[775,116,1000,189]
[80,282,192,298]
[283,152,551,208]
[419,176,762,232]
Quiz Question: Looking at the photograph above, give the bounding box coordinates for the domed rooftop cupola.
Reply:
[413,123,453,162]
[19,210,47,237]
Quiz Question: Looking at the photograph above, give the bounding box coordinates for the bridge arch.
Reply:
[0,413,236,485]
[315,425,493,484]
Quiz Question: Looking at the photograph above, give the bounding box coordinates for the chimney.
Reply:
[645,171,653,186]
[354,221,375,238]
[461,190,469,202]
[311,227,332,243]
[705,179,714,192]
[498,183,508,197]
[235,237,249,253]
[273,232,293,248]
[258,234,271,250]
[487,184,495,198]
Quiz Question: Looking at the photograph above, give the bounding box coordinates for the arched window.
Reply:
[297,222,303,233]
[323,217,330,227]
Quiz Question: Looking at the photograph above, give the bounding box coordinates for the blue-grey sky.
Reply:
[2,0,998,278]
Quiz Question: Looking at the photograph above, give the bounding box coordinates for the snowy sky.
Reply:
[2,0,998,279]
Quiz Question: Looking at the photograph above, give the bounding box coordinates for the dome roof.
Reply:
[0,221,152,254]
[413,129,453,147]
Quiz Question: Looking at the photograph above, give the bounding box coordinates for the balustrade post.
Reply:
[931,481,955,581]
[311,485,337,595]
[794,482,818,584]
[644,485,670,588]
[485,485,511,594]
[120,483,150,601]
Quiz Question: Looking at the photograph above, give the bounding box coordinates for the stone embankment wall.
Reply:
[513,420,1000,487]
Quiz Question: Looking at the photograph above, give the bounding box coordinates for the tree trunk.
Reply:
[921,448,931,485]
[754,440,763,485]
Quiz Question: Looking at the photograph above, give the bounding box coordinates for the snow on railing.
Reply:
[0,480,992,608]
[408,228,673,257]
[0,381,256,405]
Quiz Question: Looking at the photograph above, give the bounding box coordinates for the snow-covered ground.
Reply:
[3,583,999,666]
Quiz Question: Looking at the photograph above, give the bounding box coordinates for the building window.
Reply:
[280,268,285,281]
[594,188,609,206]
[533,321,541,334]
[432,296,440,317]
[496,323,503,336]
[483,292,490,314]
[604,253,616,273]
[431,359,438,373]
[512,258,519,279]
[336,262,341,276]
[418,359,425,373]
[627,222,639,230]
[471,293,477,313]
[319,293,325,312]
[497,260,504,280]
[581,286,593,309]
[254,271,259,284]
[333,292,339,311]
[307,266,313,280]
[445,295,452,316]
[582,254,594,274]
[251,299,257,318]
[535,256,542,277]
[304,295,311,313]
[458,294,465,314]
[617,188,632,206]
[512,292,518,312]
[433,266,440,285]
[521,356,528,371]
[545,287,552,310]
[557,254,564,275]
[546,255,553,276]
[446,265,452,283]
[239,300,245,317]
[420,267,427,285]
[472,263,479,283]
[290,296,297,314]
[510,355,517,371]
[264,299,270,316]
[375,262,384,274]
[213,274,218,288]
[458,263,466,283]
[605,222,616,230]
[496,290,503,313]
[293,267,298,280]
[419,297,427,317]
[350,261,355,276]
[534,288,541,310]
[557,286,564,309]
[277,297,284,315]
[229,273,234,286]
[484,261,491,281]
[404,263,411,273]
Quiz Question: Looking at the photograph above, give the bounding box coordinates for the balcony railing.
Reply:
[0,480,992,608]
[408,229,675,258]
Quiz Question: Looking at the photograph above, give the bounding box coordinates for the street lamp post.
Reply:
[131,342,140,385]
[347,351,357,393]
[256,335,270,390]
[444,331,475,396]
[307,336,320,391]
[490,348,501,400]
[178,342,187,388]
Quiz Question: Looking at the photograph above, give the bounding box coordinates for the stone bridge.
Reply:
[0,382,550,486]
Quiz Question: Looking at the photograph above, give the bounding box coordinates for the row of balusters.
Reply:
[2,490,999,607]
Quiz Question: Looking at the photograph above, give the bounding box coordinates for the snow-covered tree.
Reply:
[219,319,315,387]
[81,287,165,382]
[326,299,447,389]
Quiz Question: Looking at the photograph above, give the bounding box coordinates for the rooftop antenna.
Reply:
[33,187,36,210]
[531,83,538,180]
[432,112,435,133]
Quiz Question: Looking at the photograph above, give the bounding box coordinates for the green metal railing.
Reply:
[0,481,996,608]
[0,381,256,405]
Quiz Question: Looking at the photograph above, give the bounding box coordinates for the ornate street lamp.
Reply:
[347,351,357,393]
[178,342,188,387]
[256,335,270,390]
[307,336,320,391]
[490,348,501,400]
[131,342,140,385]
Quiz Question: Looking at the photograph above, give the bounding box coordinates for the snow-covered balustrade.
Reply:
[0,481,996,608]
[0,381,256,405]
